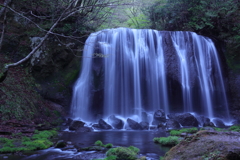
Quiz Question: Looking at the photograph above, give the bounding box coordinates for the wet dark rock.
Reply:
[127,118,143,130]
[198,116,215,127]
[213,118,225,128]
[153,109,166,123]
[203,122,215,127]
[65,118,73,126]
[166,119,181,130]
[163,131,240,160]
[55,140,67,148]
[92,124,101,130]
[98,119,112,130]
[61,145,76,151]
[139,122,149,130]
[168,113,199,127]
[108,115,124,129]
[157,123,166,131]
[226,148,240,160]
[76,127,93,132]
[69,120,85,131]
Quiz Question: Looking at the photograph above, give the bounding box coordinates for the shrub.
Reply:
[22,139,53,150]
[170,127,198,136]
[104,143,113,148]
[94,140,104,146]
[214,128,223,132]
[180,127,198,133]
[106,146,139,160]
[229,125,240,132]
[153,136,179,146]
[170,130,182,136]
[104,155,117,160]
[32,130,57,140]
[128,146,139,154]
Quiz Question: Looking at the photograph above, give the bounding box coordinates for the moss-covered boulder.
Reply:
[163,130,240,160]
[106,146,140,160]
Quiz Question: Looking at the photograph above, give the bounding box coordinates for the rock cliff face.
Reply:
[29,36,83,115]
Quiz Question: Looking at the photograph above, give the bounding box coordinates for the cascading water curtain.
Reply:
[71,28,229,122]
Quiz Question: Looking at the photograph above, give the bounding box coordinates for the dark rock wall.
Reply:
[228,71,240,120]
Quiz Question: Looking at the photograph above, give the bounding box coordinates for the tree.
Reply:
[147,0,240,70]
[0,0,122,82]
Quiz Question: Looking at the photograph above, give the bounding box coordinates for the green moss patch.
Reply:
[229,125,240,132]
[153,136,179,146]
[94,140,113,148]
[0,129,57,153]
[170,127,198,136]
[106,146,140,160]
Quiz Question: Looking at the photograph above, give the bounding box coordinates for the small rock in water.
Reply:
[127,118,143,130]
[108,115,124,129]
[3,156,8,159]
[69,120,85,130]
[98,119,112,129]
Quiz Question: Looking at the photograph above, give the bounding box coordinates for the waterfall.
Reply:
[71,28,230,122]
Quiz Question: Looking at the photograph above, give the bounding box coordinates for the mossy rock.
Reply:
[106,146,139,160]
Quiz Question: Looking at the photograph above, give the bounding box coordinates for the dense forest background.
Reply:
[0,0,239,125]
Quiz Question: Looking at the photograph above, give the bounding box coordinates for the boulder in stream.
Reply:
[98,119,112,130]
[108,115,124,129]
[69,120,85,131]
[168,113,199,127]
[127,118,143,130]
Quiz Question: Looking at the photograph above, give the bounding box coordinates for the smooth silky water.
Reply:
[0,131,169,160]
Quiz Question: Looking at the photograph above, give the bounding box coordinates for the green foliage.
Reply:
[214,128,223,132]
[148,0,240,70]
[0,129,57,153]
[159,156,164,160]
[94,140,113,148]
[106,146,139,160]
[229,125,240,132]
[170,130,182,136]
[104,143,113,148]
[153,136,179,146]
[180,127,198,133]
[22,139,53,150]
[170,127,198,136]
[32,130,57,140]
[105,155,117,160]
[94,140,104,146]
[128,146,140,154]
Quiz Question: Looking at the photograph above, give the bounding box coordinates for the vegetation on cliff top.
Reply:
[147,0,240,71]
